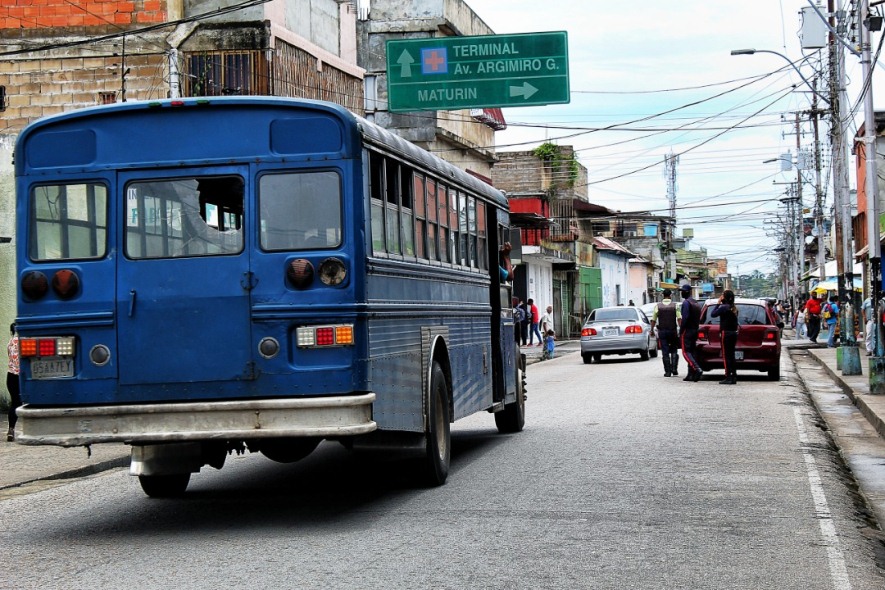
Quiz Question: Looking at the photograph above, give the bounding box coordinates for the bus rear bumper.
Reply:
[14,394,377,447]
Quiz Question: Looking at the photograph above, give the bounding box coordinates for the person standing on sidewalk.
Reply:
[824,295,840,348]
[711,290,739,385]
[803,291,823,344]
[527,299,543,346]
[679,284,703,382]
[862,294,874,355]
[650,289,681,377]
[6,323,20,442]
[540,305,554,336]
[794,302,807,340]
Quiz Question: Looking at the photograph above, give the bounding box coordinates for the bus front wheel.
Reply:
[138,473,190,498]
[422,361,451,486]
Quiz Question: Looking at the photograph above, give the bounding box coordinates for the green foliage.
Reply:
[532,142,579,188]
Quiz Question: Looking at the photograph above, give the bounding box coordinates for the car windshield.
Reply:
[591,309,638,322]
[702,303,769,326]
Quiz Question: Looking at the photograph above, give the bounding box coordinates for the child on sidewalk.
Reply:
[541,329,555,360]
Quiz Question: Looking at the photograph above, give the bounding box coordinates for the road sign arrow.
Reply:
[397,50,415,78]
[509,82,539,100]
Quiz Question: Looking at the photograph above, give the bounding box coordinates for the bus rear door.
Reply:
[116,170,252,388]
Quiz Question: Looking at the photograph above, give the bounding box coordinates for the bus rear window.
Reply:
[259,171,342,250]
[30,182,108,261]
[125,176,244,259]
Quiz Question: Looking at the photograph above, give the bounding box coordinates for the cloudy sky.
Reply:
[462,0,880,277]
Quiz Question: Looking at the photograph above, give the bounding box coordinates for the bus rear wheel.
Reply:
[422,361,451,486]
[496,357,526,433]
[138,473,190,498]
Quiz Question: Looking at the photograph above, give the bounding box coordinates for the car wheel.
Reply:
[650,344,658,358]
[593,353,602,363]
[582,353,592,364]
[640,345,649,361]
[767,364,781,381]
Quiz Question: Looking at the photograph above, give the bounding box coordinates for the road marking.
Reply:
[793,406,852,590]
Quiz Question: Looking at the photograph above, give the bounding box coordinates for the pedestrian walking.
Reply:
[650,289,681,377]
[794,305,806,340]
[711,290,739,385]
[823,295,840,348]
[679,284,703,381]
[6,323,20,442]
[803,292,823,344]
[862,294,874,355]
[528,298,542,346]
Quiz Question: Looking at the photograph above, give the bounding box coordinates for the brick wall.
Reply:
[1,0,166,29]
[0,54,167,134]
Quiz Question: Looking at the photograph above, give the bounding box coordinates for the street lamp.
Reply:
[730,49,830,105]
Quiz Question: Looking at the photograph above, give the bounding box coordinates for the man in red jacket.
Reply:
[803,292,823,344]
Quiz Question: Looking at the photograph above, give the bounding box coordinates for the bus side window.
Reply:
[384,158,401,255]
[449,189,460,265]
[476,201,487,271]
[369,151,385,254]
[400,165,414,257]
[437,183,449,263]
[426,178,438,261]
[413,174,426,259]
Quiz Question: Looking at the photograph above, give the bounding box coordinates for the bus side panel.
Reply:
[366,260,493,432]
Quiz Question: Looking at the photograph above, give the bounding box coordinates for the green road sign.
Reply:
[386,31,569,112]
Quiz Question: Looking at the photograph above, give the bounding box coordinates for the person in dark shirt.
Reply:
[679,284,703,381]
[711,290,739,385]
[650,289,681,377]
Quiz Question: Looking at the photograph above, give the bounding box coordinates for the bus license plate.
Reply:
[603,328,618,337]
[735,351,744,361]
[31,358,74,379]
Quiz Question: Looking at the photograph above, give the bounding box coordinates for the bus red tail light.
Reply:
[581,327,597,337]
[52,269,80,299]
[287,259,314,289]
[625,325,642,334]
[296,325,355,348]
[21,271,49,300]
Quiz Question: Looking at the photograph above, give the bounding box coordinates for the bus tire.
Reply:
[138,473,190,498]
[496,357,526,433]
[259,438,321,463]
[423,361,451,487]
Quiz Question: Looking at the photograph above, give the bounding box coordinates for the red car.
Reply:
[695,297,784,380]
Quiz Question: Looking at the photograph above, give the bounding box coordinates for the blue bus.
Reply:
[13,97,525,496]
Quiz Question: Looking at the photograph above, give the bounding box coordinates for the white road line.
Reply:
[793,406,852,590]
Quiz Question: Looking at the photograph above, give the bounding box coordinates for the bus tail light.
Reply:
[287,259,314,289]
[296,325,355,348]
[19,336,75,358]
[21,271,49,300]
[318,257,347,286]
[52,269,80,299]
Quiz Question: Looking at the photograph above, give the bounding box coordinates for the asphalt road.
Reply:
[1,350,884,589]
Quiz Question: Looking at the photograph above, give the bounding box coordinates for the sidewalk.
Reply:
[798,343,885,441]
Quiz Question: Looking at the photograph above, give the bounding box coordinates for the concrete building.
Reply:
[491,145,585,337]
[355,0,504,180]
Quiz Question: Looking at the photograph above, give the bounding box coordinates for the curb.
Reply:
[792,347,885,441]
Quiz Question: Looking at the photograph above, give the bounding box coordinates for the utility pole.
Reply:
[811,81,827,283]
[796,114,806,296]
[861,0,885,392]
[831,0,861,375]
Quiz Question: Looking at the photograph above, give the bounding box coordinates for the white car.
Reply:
[580,306,658,364]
